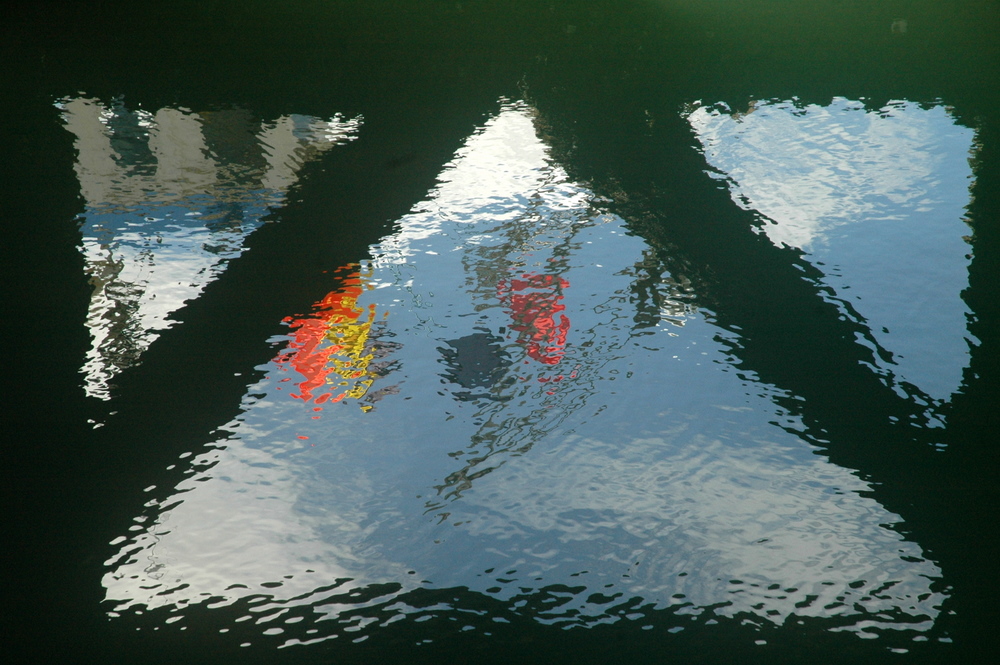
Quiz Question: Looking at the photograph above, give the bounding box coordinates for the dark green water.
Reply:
[4,2,999,663]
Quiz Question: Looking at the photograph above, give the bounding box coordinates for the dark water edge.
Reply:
[3,2,1000,664]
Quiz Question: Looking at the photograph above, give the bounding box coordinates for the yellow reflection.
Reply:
[274,265,384,411]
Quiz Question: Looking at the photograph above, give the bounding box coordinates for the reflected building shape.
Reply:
[102,100,947,645]
[687,98,977,404]
[59,97,362,399]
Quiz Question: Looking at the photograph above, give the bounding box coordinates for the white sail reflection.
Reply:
[103,101,945,644]
[687,98,977,404]
[59,98,362,400]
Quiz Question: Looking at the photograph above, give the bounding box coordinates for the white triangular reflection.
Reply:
[688,98,977,403]
[103,101,944,643]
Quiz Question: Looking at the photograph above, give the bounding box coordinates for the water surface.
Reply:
[5,2,999,664]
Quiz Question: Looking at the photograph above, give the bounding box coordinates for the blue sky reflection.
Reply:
[687,98,977,405]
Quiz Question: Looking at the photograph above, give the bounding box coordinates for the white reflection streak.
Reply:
[104,442,370,614]
[103,101,944,640]
[687,98,976,402]
[370,102,589,269]
[60,98,361,400]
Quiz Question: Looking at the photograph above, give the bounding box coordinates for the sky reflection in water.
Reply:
[688,98,976,405]
[97,101,961,646]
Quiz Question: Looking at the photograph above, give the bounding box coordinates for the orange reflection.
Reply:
[498,272,570,367]
[274,265,381,411]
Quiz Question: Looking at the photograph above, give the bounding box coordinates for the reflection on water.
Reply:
[274,266,390,411]
[498,272,571,366]
[59,98,361,399]
[103,101,948,647]
[687,98,977,405]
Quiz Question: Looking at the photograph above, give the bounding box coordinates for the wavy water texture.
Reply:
[59,98,361,399]
[103,101,946,648]
[687,98,976,404]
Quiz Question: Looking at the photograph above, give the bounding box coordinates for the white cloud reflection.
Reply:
[687,98,977,403]
[103,101,945,644]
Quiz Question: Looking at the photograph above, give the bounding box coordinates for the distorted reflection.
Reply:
[103,101,946,647]
[687,98,977,406]
[498,272,571,366]
[59,97,361,399]
[274,265,392,411]
[440,330,511,400]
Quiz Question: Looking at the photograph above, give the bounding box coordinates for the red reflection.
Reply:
[274,267,377,408]
[498,272,570,366]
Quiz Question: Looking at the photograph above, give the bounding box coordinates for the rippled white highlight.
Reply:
[371,102,589,268]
